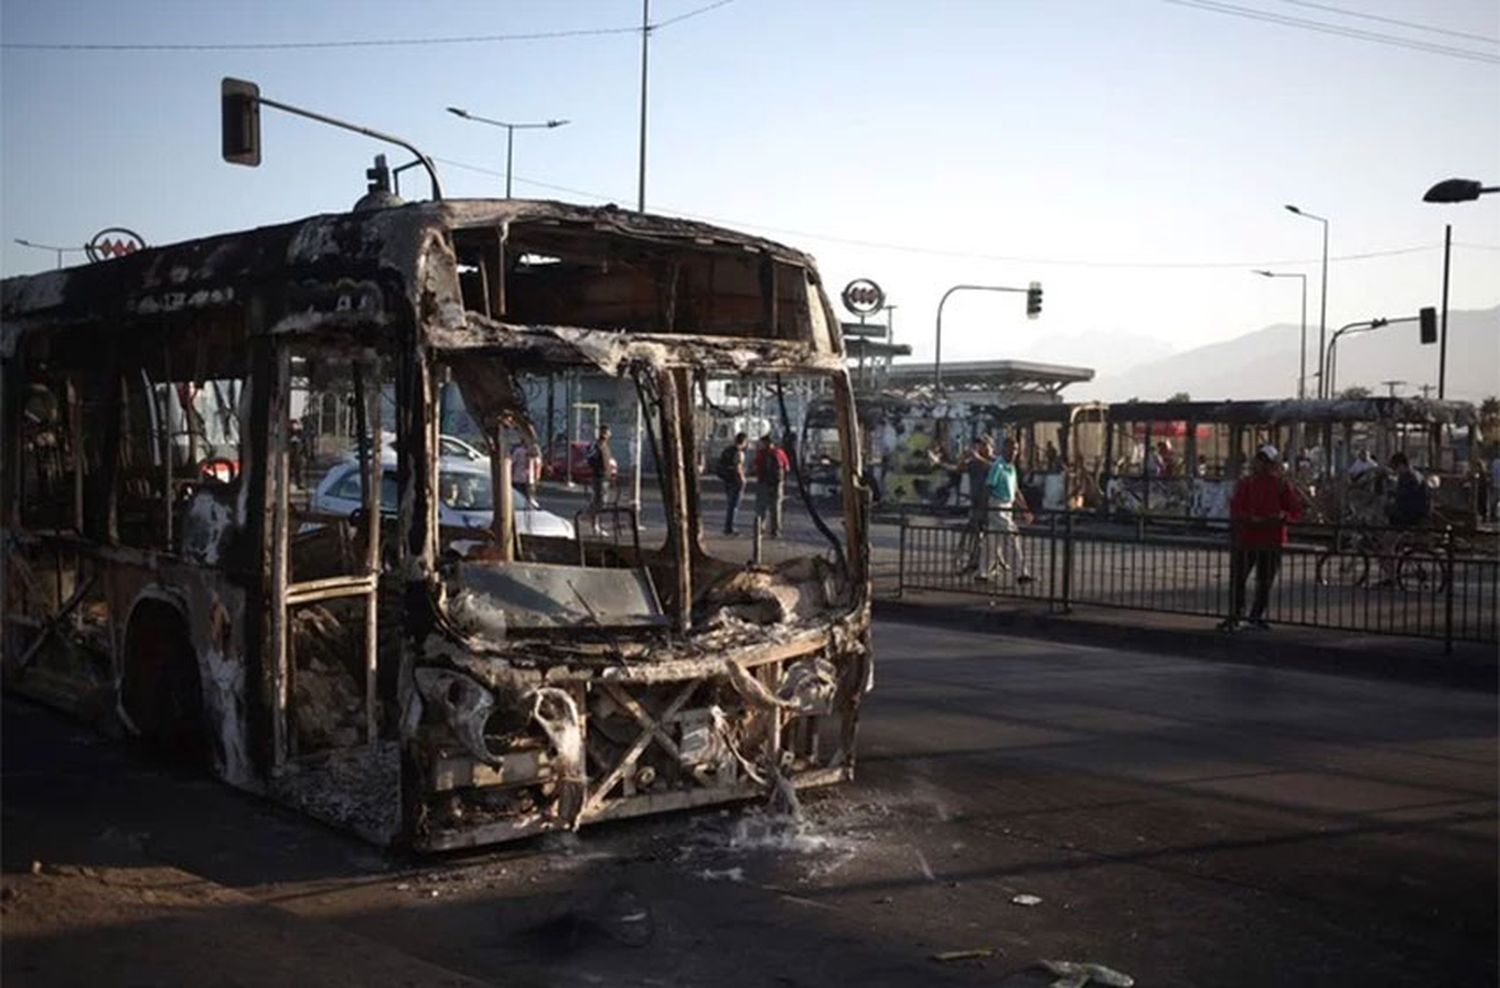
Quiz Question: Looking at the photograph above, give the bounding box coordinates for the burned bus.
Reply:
[2,200,872,851]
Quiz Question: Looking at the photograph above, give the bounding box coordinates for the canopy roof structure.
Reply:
[878,358,1095,403]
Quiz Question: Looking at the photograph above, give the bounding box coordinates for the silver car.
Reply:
[310,454,574,539]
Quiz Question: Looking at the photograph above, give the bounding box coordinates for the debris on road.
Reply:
[1041,959,1135,987]
[1011,893,1044,907]
[695,867,745,883]
[930,947,999,962]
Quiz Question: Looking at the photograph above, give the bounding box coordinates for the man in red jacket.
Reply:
[1220,444,1303,632]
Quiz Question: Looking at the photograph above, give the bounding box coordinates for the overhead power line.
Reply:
[1,24,636,51]
[655,0,739,29]
[435,156,1500,270]
[1,0,737,51]
[1275,0,1499,46]
[1164,0,1500,64]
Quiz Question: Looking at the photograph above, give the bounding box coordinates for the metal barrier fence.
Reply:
[895,511,1499,648]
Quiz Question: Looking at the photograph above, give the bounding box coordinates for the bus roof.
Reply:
[1,199,819,329]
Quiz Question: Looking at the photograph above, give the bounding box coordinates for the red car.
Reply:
[544,442,597,483]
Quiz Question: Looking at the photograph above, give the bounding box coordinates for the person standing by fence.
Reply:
[956,436,995,576]
[982,437,1034,585]
[1221,444,1303,632]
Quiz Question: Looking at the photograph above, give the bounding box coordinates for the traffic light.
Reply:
[366,154,391,195]
[1026,281,1043,319]
[221,77,261,166]
[1419,306,1437,345]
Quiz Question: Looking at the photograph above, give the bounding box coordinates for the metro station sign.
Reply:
[841,278,885,317]
[86,227,146,263]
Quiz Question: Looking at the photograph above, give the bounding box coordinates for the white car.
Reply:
[310,454,574,539]
[439,434,487,463]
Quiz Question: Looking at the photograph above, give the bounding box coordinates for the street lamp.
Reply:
[1253,269,1308,399]
[1421,177,1495,400]
[14,238,85,269]
[1422,178,1500,203]
[933,283,1036,393]
[1284,204,1329,397]
[446,107,570,198]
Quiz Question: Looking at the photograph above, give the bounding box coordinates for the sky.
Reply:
[2,0,1497,377]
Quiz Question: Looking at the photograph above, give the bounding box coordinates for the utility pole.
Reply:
[1285,205,1329,396]
[637,0,650,212]
[1381,379,1406,398]
[1439,223,1451,399]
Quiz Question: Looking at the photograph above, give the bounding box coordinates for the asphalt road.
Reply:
[3,619,1495,987]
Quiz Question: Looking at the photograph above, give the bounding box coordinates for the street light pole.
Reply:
[14,238,84,269]
[1420,179,1496,400]
[637,0,650,212]
[505,126,515,198]
[446,108,570,198]
[1285,205,1329,397]
[1422,177,1494,398]
[933,283,1032,394]
[1253,270,1308,399]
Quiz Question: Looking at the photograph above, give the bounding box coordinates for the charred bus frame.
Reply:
[1073,397,1480,523]
[2,200,872,851]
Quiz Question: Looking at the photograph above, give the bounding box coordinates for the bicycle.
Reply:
[1315,527,1376,587]
[1391,529,1451,594]
[952,518,986,578]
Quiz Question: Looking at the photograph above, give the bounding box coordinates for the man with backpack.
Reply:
[754,433,791,538]
[716,432,748,535]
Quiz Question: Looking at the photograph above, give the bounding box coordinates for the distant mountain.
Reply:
[1073,306,1499,403]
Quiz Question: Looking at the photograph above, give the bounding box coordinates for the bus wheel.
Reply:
[122,603,206,767]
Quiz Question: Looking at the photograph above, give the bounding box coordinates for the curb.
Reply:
[872,596,1499,693]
